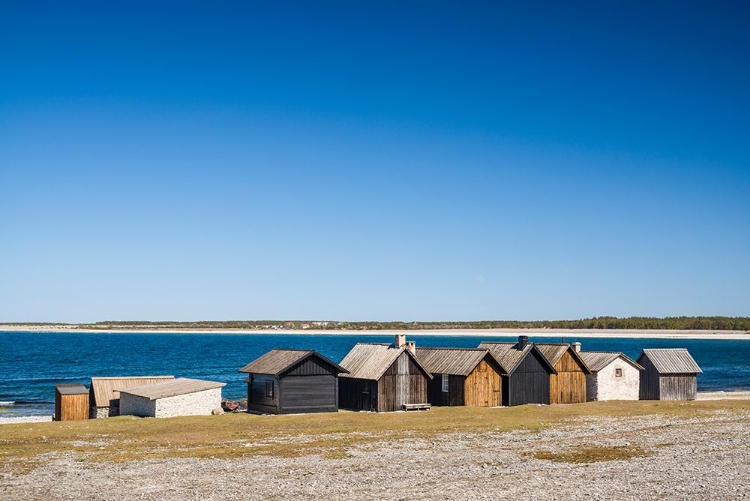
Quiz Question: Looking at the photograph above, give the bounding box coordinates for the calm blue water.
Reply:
[2,331,749,417]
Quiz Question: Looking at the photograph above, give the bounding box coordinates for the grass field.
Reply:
[1,400,749,472]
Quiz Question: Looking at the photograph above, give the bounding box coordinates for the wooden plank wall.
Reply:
[339,378,377,411]
[659,374,697,400]
[464,359,501,407]
[57,394,89,421]
[377,352,428,411]
[279,375,338,413]
[247,375,279,413]
[639,357,660,400]
[549,351,587,404]
[507,350,550,406]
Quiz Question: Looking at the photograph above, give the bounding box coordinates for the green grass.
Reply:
[1,400,748,473]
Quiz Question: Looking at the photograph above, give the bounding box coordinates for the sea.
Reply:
[2,331,749,418]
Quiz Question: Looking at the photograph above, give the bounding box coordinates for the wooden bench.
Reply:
[402,403,431,411]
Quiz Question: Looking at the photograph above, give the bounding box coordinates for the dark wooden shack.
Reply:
[239,349,348,414]
[478,337,556,406]
[416,347,502,407]
[637,348,702,400]
[536,343,591,404]
[55,383,89,421]
[338,335,432,412]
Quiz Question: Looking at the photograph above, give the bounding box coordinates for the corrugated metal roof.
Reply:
[339,343,432,381]
[415,347,490,376]
[238,349,347,375]
[90,376,175,407]
[118,378,226,401]
[638,348,702,374]
[579,351,644,372]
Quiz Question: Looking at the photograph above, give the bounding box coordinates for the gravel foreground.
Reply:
[2,409,749,501]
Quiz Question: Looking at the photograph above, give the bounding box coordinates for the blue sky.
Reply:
[1,1,749,322]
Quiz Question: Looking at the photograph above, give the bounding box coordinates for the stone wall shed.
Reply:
[239,349,348,414]
[118,378,225,418]
[89,376,174,418]
[637,348,702,400]
[578,351,643,401]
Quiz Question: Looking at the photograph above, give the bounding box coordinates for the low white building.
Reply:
[578,351,643,401]
[119,378,226,418]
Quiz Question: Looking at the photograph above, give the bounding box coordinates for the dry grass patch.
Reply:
[0,400,747,472]
[531,445,653,463]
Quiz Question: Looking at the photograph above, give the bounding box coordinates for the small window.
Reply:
[442,374,449,393]
[615,368,623,377]
[265,381,274,398]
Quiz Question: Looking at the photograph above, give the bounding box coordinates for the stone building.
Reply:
[118,378,225,418]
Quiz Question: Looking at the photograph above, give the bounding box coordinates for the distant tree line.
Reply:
[4,316,744,331]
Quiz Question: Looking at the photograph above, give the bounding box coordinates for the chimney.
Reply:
[405,340,416,355]
[394,334,406,349]
[517,335,528,350]
[572,342,581,353]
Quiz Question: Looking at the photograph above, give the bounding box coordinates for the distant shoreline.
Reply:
[1,326,749,340]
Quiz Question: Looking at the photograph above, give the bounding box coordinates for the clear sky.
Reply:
[1,1,749,323]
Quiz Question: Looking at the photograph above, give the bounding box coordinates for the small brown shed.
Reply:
[338,335,432,412]
[637,348,702,400]
[416,347,502,407]
[55,384,89,421]
[536,343,590,404]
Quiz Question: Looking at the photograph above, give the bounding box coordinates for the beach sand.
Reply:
[1,326,749,340]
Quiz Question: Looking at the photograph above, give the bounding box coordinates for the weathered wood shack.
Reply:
[536,343,591,404]
[637,348,702,400]
[118,378,226,418]
[338,335,432,412]
[416,347,502,407]
[478,337,556,406]
[238,349,348,414]
[55,384,89,421]
[578,350,643,401]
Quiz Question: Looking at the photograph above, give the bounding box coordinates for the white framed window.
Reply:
[615,368,623,377]
[442,374,449,393]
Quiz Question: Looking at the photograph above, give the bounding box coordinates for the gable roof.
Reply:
[118,378,226,401]
[478,342,556,376]
[339,343,432,381]
[578,351,644,372]
[238,349,347,376]
[638,348,702,374]
[90,376,175,407]
[535,343,591,374]
[415,347,495,376]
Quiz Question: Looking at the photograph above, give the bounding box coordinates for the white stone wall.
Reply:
[588,359,640,401]
[119,388,223,418]
[120,394,157,417]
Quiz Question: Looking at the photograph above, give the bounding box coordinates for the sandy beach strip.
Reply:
[1,326,749,340]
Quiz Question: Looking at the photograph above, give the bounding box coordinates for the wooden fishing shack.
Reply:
[637,348,702,400]
[55,383,89,421]
[238,349,348,414]
[479,337,556,406]
[338,335,432,412]
[536,343,591,404]
[416,347,502,407]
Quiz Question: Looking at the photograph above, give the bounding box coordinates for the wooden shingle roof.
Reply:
[535,343,591,374]
[578,351,644,372]
[238,349,347,376]
[118,378,226,401]
[478,342,556,375]
[415,347,492,376]
[638,348,702,374]
[339,343,432,381]
[90,376,175,407]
